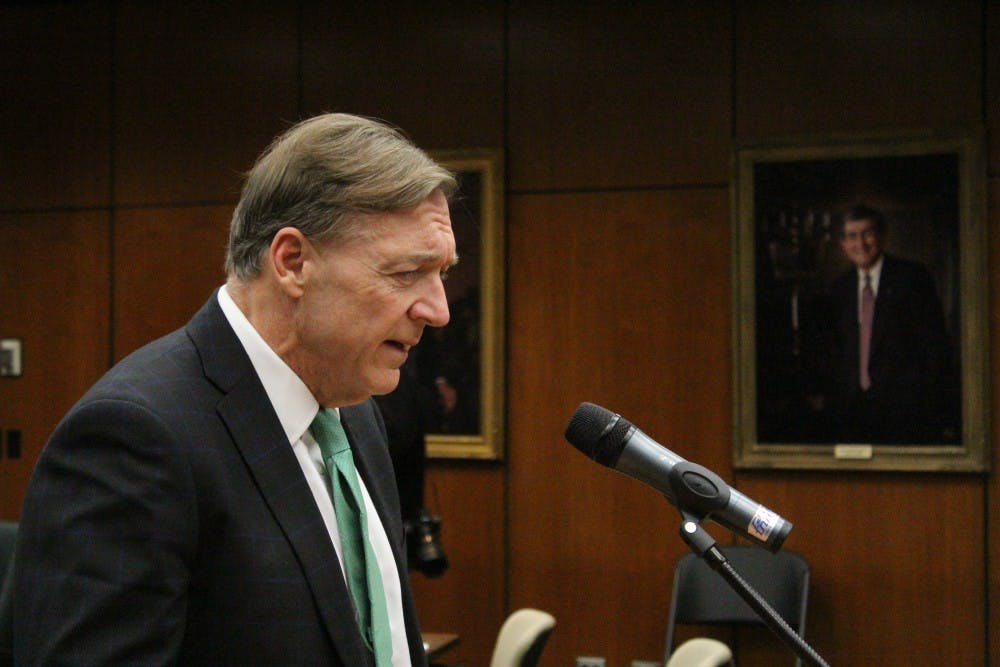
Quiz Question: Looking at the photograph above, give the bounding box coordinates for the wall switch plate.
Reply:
[576,658,606,667]
[0,338,23,377]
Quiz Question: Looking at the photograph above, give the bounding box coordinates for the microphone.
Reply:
[564,402,792,551]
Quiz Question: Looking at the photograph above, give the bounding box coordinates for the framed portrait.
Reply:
[412,149,505,460]
[732,130,988,472]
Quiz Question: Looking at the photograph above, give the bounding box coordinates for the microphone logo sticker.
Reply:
[748,506,779,541]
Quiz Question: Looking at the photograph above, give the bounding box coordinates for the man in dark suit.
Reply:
[6,113,457,665]
[827,204,957,444]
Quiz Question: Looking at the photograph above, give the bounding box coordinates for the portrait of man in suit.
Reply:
[825,204,959,444]
[748,150,970,451]
[5,113,457,665]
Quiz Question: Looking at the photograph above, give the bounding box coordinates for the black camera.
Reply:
[404,508,448,578]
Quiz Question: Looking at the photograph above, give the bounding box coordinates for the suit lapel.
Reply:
[186,294,372,665]
[870,256,897,353]
[342,402,426,664]
[341,403,404,552]
[839,275,861,372]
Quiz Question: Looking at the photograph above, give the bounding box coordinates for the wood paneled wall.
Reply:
[1,2,996,666]
[0,211,111,518]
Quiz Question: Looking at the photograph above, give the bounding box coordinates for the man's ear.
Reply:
[269,227,310,297]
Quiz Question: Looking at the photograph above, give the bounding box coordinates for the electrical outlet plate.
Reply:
[0,338,22,377]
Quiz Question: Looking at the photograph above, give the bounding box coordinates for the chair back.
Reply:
[489,608,556,667]
[665,637,733,667]
[664,546,810,666]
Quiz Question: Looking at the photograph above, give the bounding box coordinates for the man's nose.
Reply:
[411,277,451,327]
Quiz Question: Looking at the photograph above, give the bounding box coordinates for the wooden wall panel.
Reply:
[301,1,505,151]
[0,1,111,210]
[114,2,298,207]
[734,1,982,137]
[506,188,732,666]
[734,474,985,665]
[409,463,506,667]
[113,206,231,359]
[507,2,732,192]
[0,212,110,519]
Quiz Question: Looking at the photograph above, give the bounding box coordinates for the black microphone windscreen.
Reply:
[564,402,633,467]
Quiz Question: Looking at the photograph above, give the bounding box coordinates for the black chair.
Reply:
[664,546,811,667]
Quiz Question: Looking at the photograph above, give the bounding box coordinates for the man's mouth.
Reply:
[386,340,414,352]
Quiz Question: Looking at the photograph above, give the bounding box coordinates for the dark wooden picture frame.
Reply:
[732,130,988,472]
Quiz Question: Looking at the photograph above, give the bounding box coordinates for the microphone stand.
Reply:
[677,519,829,667]
[668,463,830,667]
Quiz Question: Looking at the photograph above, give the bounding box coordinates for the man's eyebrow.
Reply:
[396,251,460,268]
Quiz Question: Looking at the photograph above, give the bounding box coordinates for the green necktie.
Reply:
[311,408,393,666]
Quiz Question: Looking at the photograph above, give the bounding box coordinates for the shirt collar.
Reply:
[217,285,319,445]
[857,254,884,292]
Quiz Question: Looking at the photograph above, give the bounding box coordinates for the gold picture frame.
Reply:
[732,129,989,472]
[419,149,505,460]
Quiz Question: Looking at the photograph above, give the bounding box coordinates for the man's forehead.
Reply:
[844,217,875,227]
[842,218,879,235]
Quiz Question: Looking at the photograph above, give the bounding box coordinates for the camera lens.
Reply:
[406,509,449,578]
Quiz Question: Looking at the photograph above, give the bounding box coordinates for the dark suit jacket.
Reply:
[8,294,427,666]
[828,253,956,442]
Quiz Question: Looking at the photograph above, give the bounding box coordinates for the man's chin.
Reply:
[370,369,402,397]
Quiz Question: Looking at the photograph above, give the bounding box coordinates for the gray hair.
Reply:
[225,113,457,279]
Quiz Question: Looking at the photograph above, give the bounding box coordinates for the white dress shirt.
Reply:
[856,255,883,319]
[217,285,410,666]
